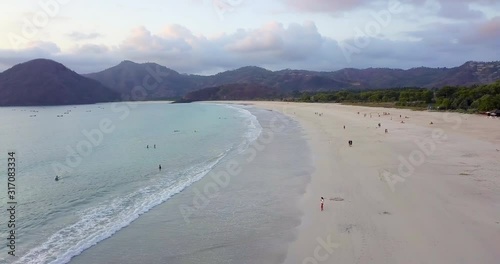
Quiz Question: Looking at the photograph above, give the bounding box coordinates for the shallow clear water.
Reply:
[0,102,261,264]
[69,106,312,264]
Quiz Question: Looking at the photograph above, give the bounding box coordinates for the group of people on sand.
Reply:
[321,112,398,210]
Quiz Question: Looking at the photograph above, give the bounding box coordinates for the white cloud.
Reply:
[0,18,498,74]
[66,32,103,40]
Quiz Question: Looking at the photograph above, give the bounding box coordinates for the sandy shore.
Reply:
[68,105,312,264]
[221,101,500,264]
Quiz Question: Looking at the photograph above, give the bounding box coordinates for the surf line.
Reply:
[179,108,289,223]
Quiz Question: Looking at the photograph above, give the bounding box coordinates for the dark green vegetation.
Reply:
[1,59,499,106]
[295,81,500,112]
[177,83,279,103]
[87,61,500,100]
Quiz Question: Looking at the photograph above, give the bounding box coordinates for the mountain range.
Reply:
[85,60,500,98]
[0,59,499,106]
[178,83,281,103]
[0,59,119,106]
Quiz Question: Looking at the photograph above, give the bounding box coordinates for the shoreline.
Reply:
[219,101,500,264]
[68,104,312,264]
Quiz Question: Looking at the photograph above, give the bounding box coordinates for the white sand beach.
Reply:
[62,101,499,264]
[226,102,500,264]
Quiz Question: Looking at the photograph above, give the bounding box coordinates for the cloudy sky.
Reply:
[0,0,498,74]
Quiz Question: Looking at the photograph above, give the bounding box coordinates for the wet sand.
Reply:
[69,106,312,264]
[228,102,500,264]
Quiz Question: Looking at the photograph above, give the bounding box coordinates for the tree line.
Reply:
[292,81,500,112]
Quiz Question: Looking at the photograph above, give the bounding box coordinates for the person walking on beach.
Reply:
[154,144,156,149]
[321,197,324,211]
[159,164,162,171]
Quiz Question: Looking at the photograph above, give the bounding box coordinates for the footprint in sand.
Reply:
[339,223,356,234]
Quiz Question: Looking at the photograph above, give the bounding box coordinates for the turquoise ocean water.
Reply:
[0,102,263,264]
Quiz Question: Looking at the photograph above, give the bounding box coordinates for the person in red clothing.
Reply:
[321,197,324,211]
